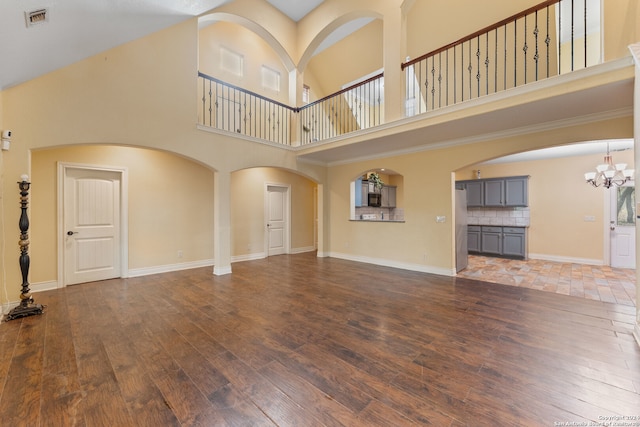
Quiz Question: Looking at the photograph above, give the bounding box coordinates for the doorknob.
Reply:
[67,231,78,236]
[610,221,616,231]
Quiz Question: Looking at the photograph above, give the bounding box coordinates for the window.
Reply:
[302,85,310,104]
[261,66,280,92]
[220,47,243,76]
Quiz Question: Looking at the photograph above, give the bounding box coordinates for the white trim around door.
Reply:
[264,183,291,257]
[57,162,129,288]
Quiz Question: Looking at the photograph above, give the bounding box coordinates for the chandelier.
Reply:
[584,143,634,188]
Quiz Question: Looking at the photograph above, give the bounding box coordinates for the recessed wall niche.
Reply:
[350,170,404,222]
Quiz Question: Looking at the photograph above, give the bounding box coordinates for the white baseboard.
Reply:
[232,252,266,263]
[128,259,214,278]
[213,265,232,276]
[231,247,317,263]
[527,253,604,265]
[329,252,455,277]
[290,246,316,254]
[31,280,59,293]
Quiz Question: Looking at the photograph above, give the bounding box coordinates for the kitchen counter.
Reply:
[472,222,529,227]
[350,219,405,223]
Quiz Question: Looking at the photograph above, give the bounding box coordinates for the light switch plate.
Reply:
[436,216,446,223]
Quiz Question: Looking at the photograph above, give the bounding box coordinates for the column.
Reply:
[382,4,406,123]
[213,170,232,275]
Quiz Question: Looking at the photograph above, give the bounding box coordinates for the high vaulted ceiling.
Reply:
[0,0,325,91]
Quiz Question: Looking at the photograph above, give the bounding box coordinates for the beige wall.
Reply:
[211,0,299,63]
[405,0,542,61]
[604,0,640,61]
[306,19,383,95]
[457,148,634,262]
[199,21,291,105]
[29,146,215,284]
[231,167,317,258]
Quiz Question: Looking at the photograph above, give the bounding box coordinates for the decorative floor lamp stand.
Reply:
[6,176,43,321]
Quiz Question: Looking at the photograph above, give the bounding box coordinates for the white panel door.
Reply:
[610,185,635,269]
[266,185,288,256]
[64,168,122,285]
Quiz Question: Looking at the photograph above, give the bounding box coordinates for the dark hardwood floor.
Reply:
[1,252,639,426]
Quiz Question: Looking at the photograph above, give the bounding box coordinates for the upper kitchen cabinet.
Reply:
[457,176,529,207]
[483,179,504,207]
[504,177,528,206]
[381,186,397,208]
[464,181,484,207]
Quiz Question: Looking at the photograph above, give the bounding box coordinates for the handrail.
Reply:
[298,73,384,144]
[198,72,294,145]
[301,72,384,110]
[198,71,386,145]
[401,0,595,116]
[198,71,297,111]
[402,0,560,70]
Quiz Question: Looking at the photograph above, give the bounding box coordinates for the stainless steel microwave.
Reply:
[368,193,381,207]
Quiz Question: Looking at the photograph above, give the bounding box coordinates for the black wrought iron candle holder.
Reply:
[5,176,43,321]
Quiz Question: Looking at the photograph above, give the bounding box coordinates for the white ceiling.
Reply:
[265,0,324,21]
[483,139,634,164]
[0,0,325,90]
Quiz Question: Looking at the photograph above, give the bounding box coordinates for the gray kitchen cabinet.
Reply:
[481,226,503,255]
[502,227,526,257]
[469,225,527,259]
[381,186,397,208]
[483,180,505,207]
[467,225,481,252]
[456,176,528,207]
[465,181,484,207]
[504,177,528,207]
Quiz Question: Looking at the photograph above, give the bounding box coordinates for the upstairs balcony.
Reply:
[197,0,634,158]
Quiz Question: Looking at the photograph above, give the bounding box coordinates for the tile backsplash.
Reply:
[355,207,405,221]
[467,207,530,226]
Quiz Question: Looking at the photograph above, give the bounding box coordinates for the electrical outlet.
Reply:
[178,250,183,258]
[436,216,446,223]
[584,215,596,222]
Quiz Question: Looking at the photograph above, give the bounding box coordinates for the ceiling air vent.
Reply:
[25,8,49,27]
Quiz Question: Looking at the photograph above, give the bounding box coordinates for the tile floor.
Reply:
[457,255,637,306]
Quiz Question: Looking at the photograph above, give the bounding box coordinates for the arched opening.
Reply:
[231,167,319,261]
[30,145,215,289]
[350,169,404,222]
[454,139,635,306]
[303,16,382,101]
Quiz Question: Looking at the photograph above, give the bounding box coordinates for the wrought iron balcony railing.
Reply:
[198,0,600,145]
[198,72,296,145]
[297,73,384,146]
[198,72,383,146]
[401,0,598,115]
